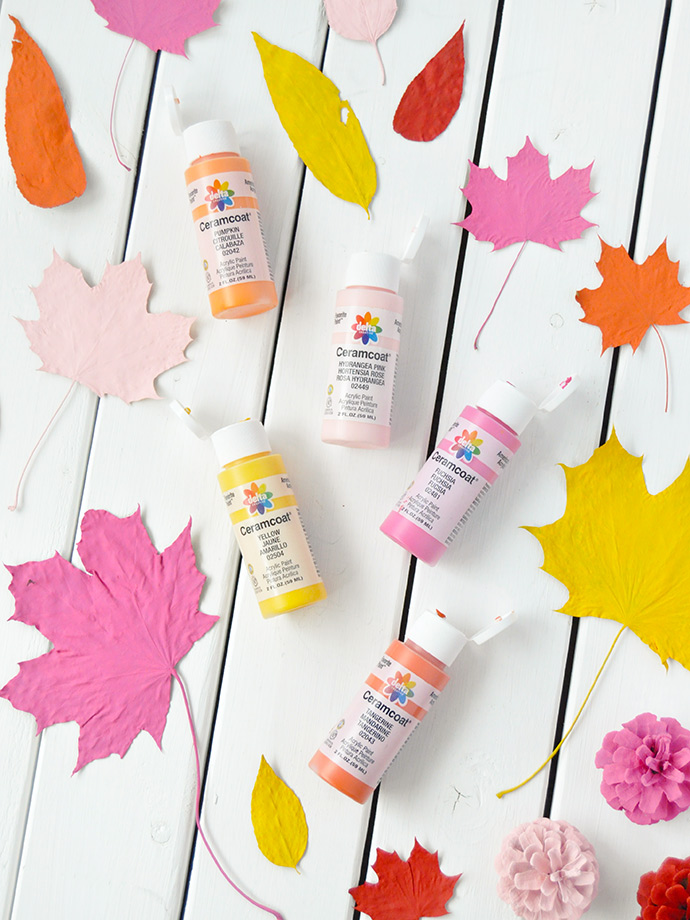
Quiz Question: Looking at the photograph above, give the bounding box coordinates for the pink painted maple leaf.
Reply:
[0,509,217,772]
[460,137,595,251]
[91,0,220,56]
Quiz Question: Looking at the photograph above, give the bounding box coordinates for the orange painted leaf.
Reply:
[349,839,461,920]
[5,16,86,208]
[577,240,689,352]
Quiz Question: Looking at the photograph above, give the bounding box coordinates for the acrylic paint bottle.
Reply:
[213,419,326,617]
[183,120,278,319]
[310,609,514,803]
[381,378,576,566]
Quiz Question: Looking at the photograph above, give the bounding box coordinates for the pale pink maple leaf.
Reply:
[0,508,217,773]
[19,252,193,404]
[324,0,397,84]
[459,137,596,251]
[90,0,220,56]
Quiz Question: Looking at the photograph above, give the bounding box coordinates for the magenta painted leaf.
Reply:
[0,509,217,772]
[19,252,193,403]
[324,0,397,83]
[459,137,595,251]
[91,0,220,55]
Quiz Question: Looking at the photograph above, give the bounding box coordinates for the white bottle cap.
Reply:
[183,119,240,162]
[211,419,271,467]
[169,400,209,440]
[477,381,537,435]
[469,610,516,645]
[406,610,468,667]
[345,252,402,293]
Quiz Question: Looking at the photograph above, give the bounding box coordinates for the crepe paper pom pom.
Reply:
[495,817,599,920]
[595,712,690,825]
[636,856,690,920]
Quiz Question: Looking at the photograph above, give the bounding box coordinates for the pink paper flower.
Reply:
[496,818,599,920]
[595,712,690,825]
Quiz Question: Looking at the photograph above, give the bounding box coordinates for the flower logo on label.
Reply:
[452,429,483,462]
[352,312,383,345]
[383,671,416,707]
[205,179,235,212]
[243,482,274,515]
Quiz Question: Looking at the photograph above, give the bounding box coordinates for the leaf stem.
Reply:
[474,241,527,349]
[172,669,285,920]
[496,624,626,799]
[372,39,386,85]
[651,324,670,413]
[110,38,135,172]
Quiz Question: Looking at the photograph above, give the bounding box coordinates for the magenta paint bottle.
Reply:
[381,378,576,566]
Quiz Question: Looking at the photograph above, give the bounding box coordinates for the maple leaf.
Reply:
[349,839,461,920]
[460,137,595,250]
[90,0,220,56]
[0,509,218,772]
[20,252,193,404]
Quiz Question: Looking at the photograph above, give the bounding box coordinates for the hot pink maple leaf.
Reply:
[90,0,220,56]
[20,252,193,404]
[459,137,595,250]
[0,509,217,772]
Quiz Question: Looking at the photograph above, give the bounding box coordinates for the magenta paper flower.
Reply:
[496,818,598,920]
[595,712,690,825]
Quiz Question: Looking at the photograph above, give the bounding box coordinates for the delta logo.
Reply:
[383,671,416,707]
[352,311,382,345]
[243,482,274,515]
[205,179,235,212]
[452,429,483,462]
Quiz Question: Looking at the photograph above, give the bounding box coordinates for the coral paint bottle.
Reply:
[183,120,278,319]
[213,420,326,617]
[310,609,514,803]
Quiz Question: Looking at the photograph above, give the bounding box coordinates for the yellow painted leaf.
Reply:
[251,756,308,869]
[526,430,690,670]
[253,32,376,215]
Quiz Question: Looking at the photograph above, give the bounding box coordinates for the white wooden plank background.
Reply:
[0,1,687,919]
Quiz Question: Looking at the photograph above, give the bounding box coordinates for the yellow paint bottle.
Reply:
[213,420,326,617]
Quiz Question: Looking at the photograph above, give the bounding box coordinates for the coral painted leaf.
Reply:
[251,756,308,869]
[0,509,217,772]
[324,0,397,84]
[6,17,86,207]
[349,839,461,920]
[20,252,193,403]
[526,431,690,671]
[253,33,377,215]
[90,0,220,55]
[393,23,465,142]
[460,137,595,251]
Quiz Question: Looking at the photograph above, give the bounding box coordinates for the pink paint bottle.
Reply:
[381,377,577,566]
[310,609,514,803]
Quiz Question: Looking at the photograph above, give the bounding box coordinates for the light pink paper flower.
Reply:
[595,712,690,825]
[496,818,598,920]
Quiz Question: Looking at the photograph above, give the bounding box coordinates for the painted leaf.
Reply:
[526,431,690,671]
[393,23,465,142]
[459,137,595,250]
[20,252,193,403]
[253,32,377,215]
[577,240,689,352]
[90,0,220,55]
[5,16,86,208]
[324,0,397,83]
[251,756,308,869]
[0,509,217,772]
[349,839,461,920]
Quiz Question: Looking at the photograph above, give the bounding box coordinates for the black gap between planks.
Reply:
[352,1,507,915]
[542,0,673,817]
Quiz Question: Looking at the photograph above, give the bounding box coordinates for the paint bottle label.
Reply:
[186,169,273,295]
[315,650,441,790]
[323,304,401,428]
[223,473,321,600]
[393,407,518,546]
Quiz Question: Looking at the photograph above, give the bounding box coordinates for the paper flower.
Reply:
[496,818,599,920]
[637,856,690,920]
[595,712,690,825]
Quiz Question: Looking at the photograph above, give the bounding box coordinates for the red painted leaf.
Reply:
[393,23,465,142]
[90,0,220,55]
[349,839,461,920]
